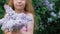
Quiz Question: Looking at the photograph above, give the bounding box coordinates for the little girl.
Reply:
[0,0,34,34]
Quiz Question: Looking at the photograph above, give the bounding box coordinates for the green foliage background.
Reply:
[0,0,60,34]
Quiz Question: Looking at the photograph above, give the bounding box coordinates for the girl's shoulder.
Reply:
[26,13,34,19]
[24,13,34,23]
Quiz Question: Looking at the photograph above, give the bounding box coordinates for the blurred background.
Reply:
[0,0,60,34]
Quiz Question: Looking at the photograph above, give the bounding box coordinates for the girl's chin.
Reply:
[15,6,23,9]
[16,7,23,10]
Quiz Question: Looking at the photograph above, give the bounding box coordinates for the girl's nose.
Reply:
[17,0,22,3]
[18,0,21,3]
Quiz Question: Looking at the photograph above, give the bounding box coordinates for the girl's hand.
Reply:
[4,29,12,34]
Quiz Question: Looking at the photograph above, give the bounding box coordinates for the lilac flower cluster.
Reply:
[0,4,32,32]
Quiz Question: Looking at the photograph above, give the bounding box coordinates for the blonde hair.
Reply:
[8,0,34,14]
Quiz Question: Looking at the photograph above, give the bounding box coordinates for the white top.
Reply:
[0,5,32,32]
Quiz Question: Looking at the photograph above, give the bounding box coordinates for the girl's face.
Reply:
[13,0,26,10]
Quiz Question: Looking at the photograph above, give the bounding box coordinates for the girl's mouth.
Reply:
[17,5,22,6]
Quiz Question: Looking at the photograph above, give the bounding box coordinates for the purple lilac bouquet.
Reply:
[0,4,32,32]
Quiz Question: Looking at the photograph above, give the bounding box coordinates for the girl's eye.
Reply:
[15,0,17,1]
[21,0,25,1]
[14,0,17,1]
[14,0,25,2]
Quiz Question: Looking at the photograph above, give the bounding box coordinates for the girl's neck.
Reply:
[15,9,25,14]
